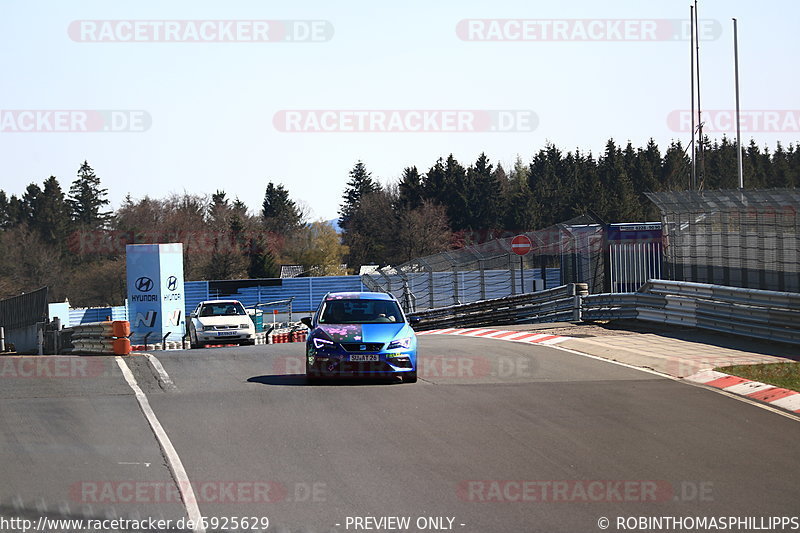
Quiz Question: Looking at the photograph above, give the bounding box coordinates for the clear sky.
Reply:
[1,0,798,221]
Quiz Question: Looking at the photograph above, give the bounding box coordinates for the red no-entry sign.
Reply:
[511,235,532,256]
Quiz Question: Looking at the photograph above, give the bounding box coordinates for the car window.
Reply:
[199,303,246,317]
[319,299,403,324]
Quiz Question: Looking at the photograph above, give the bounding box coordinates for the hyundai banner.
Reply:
[126,243,185,344]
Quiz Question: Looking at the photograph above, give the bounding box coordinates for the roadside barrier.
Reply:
[409,284,587,330]
[64,320,131,355]
[583,280,800,345]
[409,280,800,346]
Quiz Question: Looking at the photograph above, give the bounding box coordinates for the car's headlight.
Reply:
[240,324,250,329]
[202,325,215,331]
[313,337,334,349]
[387,337,412,350]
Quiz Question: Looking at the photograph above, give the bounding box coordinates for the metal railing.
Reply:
[409,284,587,330]
[408,280,800,346]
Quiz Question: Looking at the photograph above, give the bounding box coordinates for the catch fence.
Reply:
[647,189,800,293]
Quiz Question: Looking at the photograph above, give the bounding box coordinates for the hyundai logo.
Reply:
[360,344,367,351]
[135,277,154,292]
[167,276,178,291]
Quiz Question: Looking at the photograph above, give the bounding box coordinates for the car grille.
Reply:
[213,325,239,330]
[340,342,384,352]
[337,361,394,373]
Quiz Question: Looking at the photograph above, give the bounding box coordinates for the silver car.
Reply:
[188,300,256,348]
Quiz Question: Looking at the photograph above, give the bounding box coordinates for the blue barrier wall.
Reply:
[183,276,366,317]
[68,306,129,325]
[67,277,366,325]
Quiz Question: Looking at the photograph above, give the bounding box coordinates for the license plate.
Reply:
[350,354,379,362]
[217,331,237,336]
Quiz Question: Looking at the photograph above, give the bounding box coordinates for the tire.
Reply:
[404,370,417,384]
[241,339,256,346]
[306,362,323,384]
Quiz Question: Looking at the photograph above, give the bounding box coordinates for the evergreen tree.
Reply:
[21,183,42,225]
[0,191,9,229]
[467,153,502,230]
[661,141,691,191]
[422,158,447,204]
[208,190,230,226]
[504,155,538,231]
[442,154,471,230]
[396,166,424,212]
[338,161,378,231]
[261,182,302,235]
[598,139,642,222]
[68,161,110,229]
[33,176,71,244]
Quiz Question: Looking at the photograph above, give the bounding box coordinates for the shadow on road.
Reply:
[247,374,401,386]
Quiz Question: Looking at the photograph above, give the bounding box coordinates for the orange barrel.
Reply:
[112,320,131,338]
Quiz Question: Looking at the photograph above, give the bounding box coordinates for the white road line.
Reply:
[144,353,176,389]
[548,345,800,423]
[115,357,205,533]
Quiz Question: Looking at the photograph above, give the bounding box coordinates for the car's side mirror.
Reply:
[189,312,197,318]
[408,317,421,326]
[300,317,313,328]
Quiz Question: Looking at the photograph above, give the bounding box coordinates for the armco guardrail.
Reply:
[63,320,132,355]
[409,280,800,346]
[409,284,587,330]
[584,281,800,345]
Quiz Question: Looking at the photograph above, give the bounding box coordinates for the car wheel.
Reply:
[404,370,417,384]
[306,362,324,384]
[241,339,256,346]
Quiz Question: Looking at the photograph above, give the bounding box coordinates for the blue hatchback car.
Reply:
[301,292,418,383]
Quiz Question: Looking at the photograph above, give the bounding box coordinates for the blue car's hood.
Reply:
[316,323,409,343]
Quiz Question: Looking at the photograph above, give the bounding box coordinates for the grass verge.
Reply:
[715,362,800,392]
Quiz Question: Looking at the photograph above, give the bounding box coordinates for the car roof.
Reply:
[198,300,244,305]
[324,291,395,301]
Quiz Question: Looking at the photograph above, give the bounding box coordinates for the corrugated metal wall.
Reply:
[65,277,366,325]
[68,306,129,325]
[184,276,365,316]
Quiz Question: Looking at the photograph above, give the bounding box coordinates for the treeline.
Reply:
[338,137,800,267]
[1,137,797,305]
[0,162,344,305]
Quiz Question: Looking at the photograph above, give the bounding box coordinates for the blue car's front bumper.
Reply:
[306,345,416,378]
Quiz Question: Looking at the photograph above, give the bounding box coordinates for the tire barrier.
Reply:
[65,320,131,355]
[127,325,309,351]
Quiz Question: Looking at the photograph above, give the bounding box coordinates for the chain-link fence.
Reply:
[646,189,800,293]
[363,215,607,312]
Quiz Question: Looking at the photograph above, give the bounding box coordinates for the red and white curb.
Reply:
[686,369,800,414]
[417,328,571,346]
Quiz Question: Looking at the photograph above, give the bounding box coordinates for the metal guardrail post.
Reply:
[37,323,44,355]
[143,332,152,347]
[0,326,4,352]
[162,332,171,350]
[452,267,460,305]
[53,317,61,355]
[573,292,582,322]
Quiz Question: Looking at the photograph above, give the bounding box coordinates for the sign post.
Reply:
[511,235,533,293]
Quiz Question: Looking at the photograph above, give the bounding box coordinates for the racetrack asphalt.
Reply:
[1,336,798,533]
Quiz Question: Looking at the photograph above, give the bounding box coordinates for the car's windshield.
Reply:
[319,299,403,324]
[199,302,247,317]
